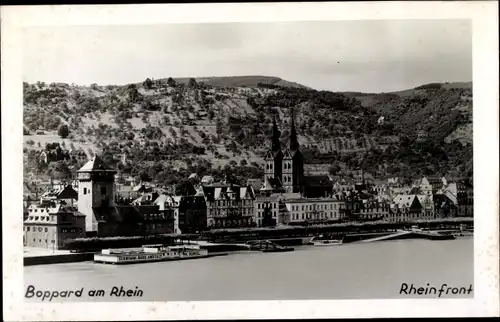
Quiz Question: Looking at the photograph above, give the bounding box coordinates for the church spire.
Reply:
[271,116,281,152]
[289,108,299,151]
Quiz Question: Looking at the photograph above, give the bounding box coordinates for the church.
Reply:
[261,109,333,198]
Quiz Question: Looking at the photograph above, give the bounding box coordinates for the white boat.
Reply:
[309,236,343,246]
[94,244,209,264]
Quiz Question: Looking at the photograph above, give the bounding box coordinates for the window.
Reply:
[27,227,30,231]
[101,187,106,195]
[83,188,87,195]
[44,228,48,232]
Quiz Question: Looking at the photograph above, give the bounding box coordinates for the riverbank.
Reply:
[24,253,95,266]
[24,248,231,266]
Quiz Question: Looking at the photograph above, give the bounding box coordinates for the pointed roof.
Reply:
[195,185,205,197]
[282,148,293,159]
[260,177,274,191]
[77,156,116,173]
[226,184,236,194]
[271,116,281,152]
[289,108,299,151]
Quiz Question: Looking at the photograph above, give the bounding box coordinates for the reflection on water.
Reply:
[24,238,473,301]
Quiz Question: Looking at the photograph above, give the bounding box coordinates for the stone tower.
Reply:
[264,116,283,184]
[282,108,304,193]
[77,155,116,234]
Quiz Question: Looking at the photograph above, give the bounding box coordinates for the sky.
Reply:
[22,20,472,93]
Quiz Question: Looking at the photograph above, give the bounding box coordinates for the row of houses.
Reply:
[23,159,473,251]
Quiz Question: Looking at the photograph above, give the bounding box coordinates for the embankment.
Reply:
[24,253,94,266]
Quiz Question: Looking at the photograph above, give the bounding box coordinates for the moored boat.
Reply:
[246,240,294,253]
[94,244,209,265]
[309,235,343,246]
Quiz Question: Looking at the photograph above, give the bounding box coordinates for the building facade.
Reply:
[284,197,346,225]
[154,194,207,234]
[254,194,281,227]
[391,194,435,222]
[200,183,256,228]
[24,201,86,249]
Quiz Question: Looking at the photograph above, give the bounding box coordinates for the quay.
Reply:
[24,219,472,266]
[356,230,456,243]
[24,247,95,266]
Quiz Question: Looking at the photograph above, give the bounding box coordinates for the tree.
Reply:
[188,78,198,88]
[58,125,69,138]
[48,161,71,180]
[143,78,153,90]
[167,77,177,87]
[127,84,140,102]
[139,170,151,182]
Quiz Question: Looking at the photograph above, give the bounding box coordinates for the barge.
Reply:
[308,235,343,246]
[246,240,294,253]
[94,244,210,264]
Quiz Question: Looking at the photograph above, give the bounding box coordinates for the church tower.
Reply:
[77,156,116,234]
[282,108,304,193]
[264,116,283,185]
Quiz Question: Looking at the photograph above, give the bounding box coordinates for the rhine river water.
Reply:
[24,238,473,301]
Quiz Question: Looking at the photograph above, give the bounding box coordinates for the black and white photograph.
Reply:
[2,2,499,320]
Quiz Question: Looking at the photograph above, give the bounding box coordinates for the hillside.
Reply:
[23,77,473,185]
[161,76,311,89]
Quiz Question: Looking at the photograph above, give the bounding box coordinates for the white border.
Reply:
[2,2,499,320]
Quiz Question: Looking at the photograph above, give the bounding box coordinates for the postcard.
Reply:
[2,1,499,320]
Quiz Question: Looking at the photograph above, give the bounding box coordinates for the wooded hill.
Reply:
[23,76,473,185]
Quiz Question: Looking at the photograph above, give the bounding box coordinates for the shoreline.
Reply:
[24,230,472,266]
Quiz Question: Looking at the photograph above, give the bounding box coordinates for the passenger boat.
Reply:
[309,235,343,246]
[246,240,294,253]
[94,244,209,265]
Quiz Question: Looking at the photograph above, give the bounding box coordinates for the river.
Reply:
[24,237,473,301]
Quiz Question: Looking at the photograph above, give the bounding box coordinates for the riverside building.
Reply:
[23,201,86,250]
[284,197,346,225]
[198,181,256,229]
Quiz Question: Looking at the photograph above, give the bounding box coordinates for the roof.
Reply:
[41,185,78,200]
[304,175,331,186]
[154,194,183,206]
[267,177,283,190]
[77,156,116,173]
[131,193,157,205]
[132,184,153,193]
[201,175,214,184]
[392,194,432,209]
[260,177,274,191]
[199,185,255,202]
[246,179,262,190]
[285,197,344,204]
[433,194,455,207]
[393,194,417,208]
